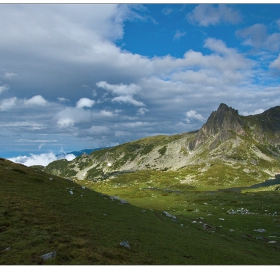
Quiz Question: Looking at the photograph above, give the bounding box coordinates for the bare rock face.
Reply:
[246,106,280,145]
[189,103,245,150]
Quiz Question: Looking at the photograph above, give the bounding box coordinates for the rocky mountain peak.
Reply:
[189,103,245,150]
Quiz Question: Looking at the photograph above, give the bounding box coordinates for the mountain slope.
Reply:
[43,103,280,187]
[2,157,280,265]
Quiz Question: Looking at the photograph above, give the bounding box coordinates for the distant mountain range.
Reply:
[43,103,280,187]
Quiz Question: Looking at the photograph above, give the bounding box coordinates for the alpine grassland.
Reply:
[2,157,280,265]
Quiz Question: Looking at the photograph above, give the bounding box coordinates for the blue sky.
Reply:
[1,3,280,165]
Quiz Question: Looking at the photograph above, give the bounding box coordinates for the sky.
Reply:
[1,3,280,165]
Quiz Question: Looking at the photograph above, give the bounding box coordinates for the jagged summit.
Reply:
[189,103,245,150]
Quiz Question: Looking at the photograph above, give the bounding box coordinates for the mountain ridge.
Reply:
[43,103,280,187]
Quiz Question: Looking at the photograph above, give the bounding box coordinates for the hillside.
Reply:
[2,157,280,265]
[44,103,280,188]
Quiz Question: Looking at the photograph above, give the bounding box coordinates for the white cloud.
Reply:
[270,54,280,70]
[8,151,76,167]
[57,118,75,128]
[100,109,115,117]
[0,97,17,111]
[187,4,242,27]
[236,24,280,52]
[137,107,148,115]
[173,30,186,41]
[0,84,10,93]
[241,108,264,116]
[112,95,145,106]
[56,107,93,127]
[186,110,204,123]
[0,95,49,112]
[96,81,144,106]
[76,98,95,108]
[96,81,141,95]
[24,95,47,106]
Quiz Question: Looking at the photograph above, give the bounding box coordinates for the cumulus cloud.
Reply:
[270,54,280,70]
[57,118,75,128]
[186,110,204,123]
[55,107,93,127]
[112,95,145,106]
[137,107,149,115]
[96,81,141,95]
[0,97,17,111]
[96,81,144,106]
[236,24,280,52]
[187,4,242,27]
[0,84,10,94]
[8,151,76,167]
[76,98,95,108]
[100,109,115,117]
[0,95,48,111]
[24,95,47,106]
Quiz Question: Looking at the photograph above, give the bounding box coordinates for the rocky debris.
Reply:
[120,241,130,249]
[202,223,216,232]
[254,229,266,233]
[110,195,129,204]
[163,211,176,219]
[41,251,56,261]
[227,208,253,215]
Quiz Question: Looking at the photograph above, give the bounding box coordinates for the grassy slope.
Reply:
[2,158,280,264]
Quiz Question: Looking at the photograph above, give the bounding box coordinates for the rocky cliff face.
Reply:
[245,106,280,145]
[189,103,245,150]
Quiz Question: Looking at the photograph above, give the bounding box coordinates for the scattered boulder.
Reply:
[110,196,129,204]
[41,251,56,261]
[120,241,130,249]
[254,229,266,233]
[163,211,176,219]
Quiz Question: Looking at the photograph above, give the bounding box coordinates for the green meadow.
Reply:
[2,157,280,264]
